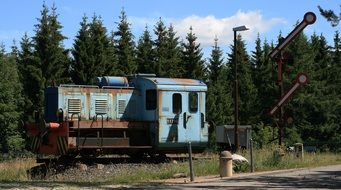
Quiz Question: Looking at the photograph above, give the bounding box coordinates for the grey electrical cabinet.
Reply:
[216,125,252,149]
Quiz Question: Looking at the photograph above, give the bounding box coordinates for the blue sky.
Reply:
[0,0,339,58]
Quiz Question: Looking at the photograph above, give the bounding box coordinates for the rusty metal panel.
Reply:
[69,120,151,129]
[25,121,69,156]
[71,137,130,147]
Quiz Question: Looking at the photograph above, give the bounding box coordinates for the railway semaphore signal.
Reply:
[269,12,316,60]
[269,73,308,116]
[268,12,316,146]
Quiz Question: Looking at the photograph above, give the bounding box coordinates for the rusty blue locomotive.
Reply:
[26,74,208,157]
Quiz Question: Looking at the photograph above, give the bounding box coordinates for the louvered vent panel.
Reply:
[68,99,81,113]
[118,100,126,114]
[95,99,108,114]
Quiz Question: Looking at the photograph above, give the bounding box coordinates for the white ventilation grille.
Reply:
[68,99,81,113]
[95,99,108,114]
[118,100,126,115]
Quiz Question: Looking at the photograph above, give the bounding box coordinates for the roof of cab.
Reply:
[141,77,207,91]
[146,77,205,86]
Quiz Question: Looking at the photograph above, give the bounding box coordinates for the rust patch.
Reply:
[158,90,163,116]
[173,78,199,85]
[69,120,151,129]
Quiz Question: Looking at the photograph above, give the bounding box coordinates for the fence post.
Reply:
[250,138,254,172]
[188,141,195,181]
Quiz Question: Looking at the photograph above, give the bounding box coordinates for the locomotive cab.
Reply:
[131,76,208,153]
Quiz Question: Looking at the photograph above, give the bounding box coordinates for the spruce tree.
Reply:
[33,4,70,88]
[227,35,258,125]
[251,35,263,84]
[249,39,279,146]
[71,15,114,84]
[311,33,332,79]
[0,46,25,152]
[330,31,341,147]
[113,9,136,75]
[153,18,168,76]
[90,15,116,77]
[332,31,341,66]
[106,32,118,76]
[164,24,183,78]
[208,36,223,83]
[181,26,205,80]
[330,31,341,99]
[31,4,70,113]
[284,31,317,145]
[313,31,341,149]
[18,33,42,123]
[206,37,232,126]
[250,36,264,123]
[136,26,154,74]
[251,37,278,123]
[71,15,92,84]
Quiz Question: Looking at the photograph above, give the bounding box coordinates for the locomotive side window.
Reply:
[172,93,182,114]
[146,89,156,110]
[189,92,198,113]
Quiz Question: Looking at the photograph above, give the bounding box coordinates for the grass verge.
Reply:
[239,146,341,172]
[103,158,219,184]
[0,148,340,184]
[0,158,36,181]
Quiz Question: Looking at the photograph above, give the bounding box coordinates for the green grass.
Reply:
[0,158,37,181]
[239,146,341,172]
[100,159,219,184]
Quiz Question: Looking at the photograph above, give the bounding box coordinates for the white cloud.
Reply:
[130,10,286,47]
[172,10,286,47]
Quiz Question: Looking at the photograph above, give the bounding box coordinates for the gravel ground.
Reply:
[45,162,163,182]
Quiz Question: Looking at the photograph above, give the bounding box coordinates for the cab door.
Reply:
[183,92,201,143]
[158,91,201,145]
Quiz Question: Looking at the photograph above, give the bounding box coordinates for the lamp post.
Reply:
[232,25,249,152]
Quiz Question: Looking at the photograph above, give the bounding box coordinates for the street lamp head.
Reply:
[233,25,249,32]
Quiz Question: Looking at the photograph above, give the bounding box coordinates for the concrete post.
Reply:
[219,151,233,177]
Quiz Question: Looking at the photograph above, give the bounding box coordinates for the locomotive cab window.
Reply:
[146,89,156,110]
[189,92,198,113]
[172,93,182,114]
